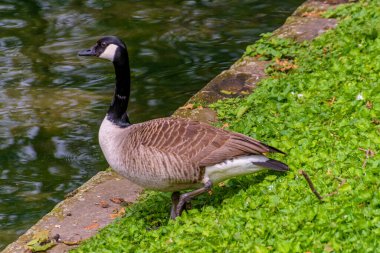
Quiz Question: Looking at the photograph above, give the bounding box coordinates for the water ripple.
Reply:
[52,136,70,159]
[0,4,15,11]
[0,170,10,180]
[18,145,37,164]
[0,36,22,50]
[26,126,40,140]
[0,186,18,195]
[0,19,26,29]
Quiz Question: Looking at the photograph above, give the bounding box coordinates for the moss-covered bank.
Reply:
[73,1,379,252]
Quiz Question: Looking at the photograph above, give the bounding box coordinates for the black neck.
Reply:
[107,48,131,127]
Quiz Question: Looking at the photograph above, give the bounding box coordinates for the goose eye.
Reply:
[101,42,107,47]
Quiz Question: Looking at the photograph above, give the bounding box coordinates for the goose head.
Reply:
[78,36,127,63]
[78,36,131,126]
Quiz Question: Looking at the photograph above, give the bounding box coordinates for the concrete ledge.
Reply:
[2,171,142,253]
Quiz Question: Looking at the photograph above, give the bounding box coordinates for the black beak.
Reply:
[78,47,96,57]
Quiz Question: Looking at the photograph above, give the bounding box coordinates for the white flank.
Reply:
[204,155,269,184]
[99,44,118,61]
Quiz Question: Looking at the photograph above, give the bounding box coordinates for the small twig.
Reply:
[358,148,375,169]
[323,177,347,198]
[299,170,323,201]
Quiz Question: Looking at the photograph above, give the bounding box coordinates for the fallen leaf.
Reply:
[327,96,336,106]
[99,200,110,208]
[220,89,236,95]
[27,231,50,244]
[236,105,249,118]
[84,223,100,230]
[110,197,125,204]
[301,10,325,17]
[26,230,56,252]
[179,103,194,110]
[366,100,373,109]
[61,240,81,246]
[221,123,229,129]
[274,58,298,72]
[324,243,334,252]
[109,207,126,219]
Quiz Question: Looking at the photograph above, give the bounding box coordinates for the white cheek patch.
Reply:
[99,44,118,61]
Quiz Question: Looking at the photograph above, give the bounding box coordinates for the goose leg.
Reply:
[174,180,212,219]
[170,191,180,219]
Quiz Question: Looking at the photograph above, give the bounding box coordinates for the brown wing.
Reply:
[131,117,282,167]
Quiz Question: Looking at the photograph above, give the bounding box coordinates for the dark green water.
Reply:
[0,0,303,249]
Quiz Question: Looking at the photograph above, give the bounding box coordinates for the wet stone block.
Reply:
[274,16,337,42]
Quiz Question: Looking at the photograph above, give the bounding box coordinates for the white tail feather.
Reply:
[204,155,268,184]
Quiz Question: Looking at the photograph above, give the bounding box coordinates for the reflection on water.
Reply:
[0,0,303,249]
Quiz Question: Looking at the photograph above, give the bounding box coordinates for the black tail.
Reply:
[252,158,289,172]
[266,144,286,155]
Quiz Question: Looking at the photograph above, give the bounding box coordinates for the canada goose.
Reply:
[78,36,289,219]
